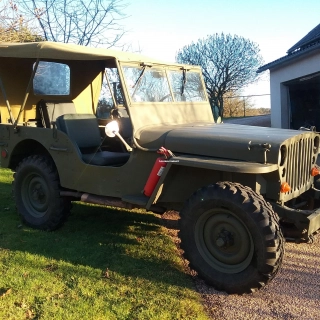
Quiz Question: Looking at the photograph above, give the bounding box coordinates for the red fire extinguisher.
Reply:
[143,147,173,197]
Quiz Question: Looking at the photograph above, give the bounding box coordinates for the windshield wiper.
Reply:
[133,65,146,89]
[132,63,152,88]
[181,68,187,96]
[132,63,152,97]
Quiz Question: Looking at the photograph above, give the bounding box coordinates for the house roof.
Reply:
[257,23,320,73]
[287,23,320,53]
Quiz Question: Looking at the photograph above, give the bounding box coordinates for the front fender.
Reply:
[146,155,278,209]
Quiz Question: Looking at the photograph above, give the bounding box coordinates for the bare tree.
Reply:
[224,93,255,118]
[176,33,263,118]
[0,0,42,42]
[14,0,127,47]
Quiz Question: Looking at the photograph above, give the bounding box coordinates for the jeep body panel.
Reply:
[0,123,276,199]
[136,122,319,202]
[1,124,157,197]
[136,122,307,163]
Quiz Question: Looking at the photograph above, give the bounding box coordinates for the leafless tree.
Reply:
[0,0,42,42]
[224,93,255,118]
[14,0,128,47]
[176,33,263,118]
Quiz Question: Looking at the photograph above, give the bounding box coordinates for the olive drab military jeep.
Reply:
[1,42,320,294]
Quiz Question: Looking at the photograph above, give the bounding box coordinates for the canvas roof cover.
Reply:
[0,41,198,69]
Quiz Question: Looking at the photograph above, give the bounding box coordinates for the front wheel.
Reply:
[179,182,284,294]
[13,155,71,231]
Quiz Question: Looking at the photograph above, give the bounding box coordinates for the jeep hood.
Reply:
[135,123,314,164]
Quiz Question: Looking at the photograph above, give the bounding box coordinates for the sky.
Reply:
[119,0,320,109]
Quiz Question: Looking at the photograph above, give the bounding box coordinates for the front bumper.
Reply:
[272,187,320,241]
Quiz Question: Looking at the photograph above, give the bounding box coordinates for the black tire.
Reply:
[179,181,284,294]
[13,155,71,231]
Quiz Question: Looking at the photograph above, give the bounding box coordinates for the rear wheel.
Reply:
[13,155,71,231]
[179,181,284,294]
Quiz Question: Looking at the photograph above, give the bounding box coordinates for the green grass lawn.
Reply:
[0,168,208,319]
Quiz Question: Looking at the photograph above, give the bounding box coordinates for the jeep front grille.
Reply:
[284,136,313,199]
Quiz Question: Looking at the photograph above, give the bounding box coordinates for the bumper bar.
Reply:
[271,188,320,241]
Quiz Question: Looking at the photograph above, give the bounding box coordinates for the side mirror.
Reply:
[105,121,132,152]
[105,121,119,137]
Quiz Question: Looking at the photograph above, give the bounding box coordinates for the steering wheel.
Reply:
[159,91,184,102]
[111,108,122,119]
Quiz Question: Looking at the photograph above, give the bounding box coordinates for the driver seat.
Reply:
[56,114,130,166]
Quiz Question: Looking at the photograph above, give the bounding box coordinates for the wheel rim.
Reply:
[21,172,50,218]
[195,208,254,273]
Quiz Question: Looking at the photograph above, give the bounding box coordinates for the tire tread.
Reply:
[13,155,71,231]
[179,181,285,294]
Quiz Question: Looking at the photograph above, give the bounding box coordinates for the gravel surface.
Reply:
[162,211,320,320]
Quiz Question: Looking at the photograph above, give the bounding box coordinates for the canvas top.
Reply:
[0,41,199,69]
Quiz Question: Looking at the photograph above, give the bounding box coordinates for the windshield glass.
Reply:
[168,70,206,102]
[122,65,207,103]
[123,66,172,102]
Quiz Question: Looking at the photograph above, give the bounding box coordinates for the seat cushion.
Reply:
[56,114,101,149]
[57,113,130,166]
[82,151,130,166]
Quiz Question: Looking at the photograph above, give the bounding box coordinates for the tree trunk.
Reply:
[218,96,224,118]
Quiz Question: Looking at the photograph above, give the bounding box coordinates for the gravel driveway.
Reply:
[162,212,320,320]
[223,115,271,127]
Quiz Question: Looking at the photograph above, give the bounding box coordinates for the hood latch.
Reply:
[248,141,271,164]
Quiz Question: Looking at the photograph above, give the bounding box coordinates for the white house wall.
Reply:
[270,50,320,128]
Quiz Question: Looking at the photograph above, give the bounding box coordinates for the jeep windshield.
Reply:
[122,64,207,103]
